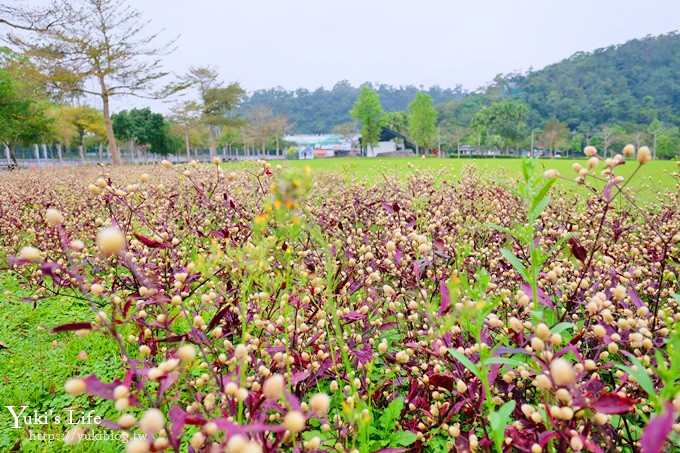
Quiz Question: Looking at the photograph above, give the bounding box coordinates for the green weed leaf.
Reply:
[449,348,481,378]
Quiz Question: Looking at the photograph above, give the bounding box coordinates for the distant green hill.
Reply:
[514,32,680,130]
[240,81,465,134]
[239,32,680,135]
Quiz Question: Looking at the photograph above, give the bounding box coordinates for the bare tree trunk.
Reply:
[78,145,85,165]
[262,141,266,158]
[184,127,190,160]
[41,144,48,159]
[33,144,39,160]
[99,78,122,166]
[4,143,11,165]
[9,144,18,167]
[208,125,217,158]
[98,143,103,161]
[56,143,63,162]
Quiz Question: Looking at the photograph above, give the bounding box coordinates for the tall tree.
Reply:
[178,66,245,158]
[440,122,469,158]
[0,58,53,165]
[112,108,170,157]
[350,86,385,156]
[597,125,625,158]
[169,101,201,159]
[246,104,277,157]
[539,118,569,158]
[383,111,409,136]
[408,91,438,154]
[7,0,176,165]
[271,114,291,156]
[332,122,359,151]
[648,118,668,160]
[218,126,240,157]
[471,101,528,153]
[50,104,106,161]
[654,126,680,159]
[1,1,65,32]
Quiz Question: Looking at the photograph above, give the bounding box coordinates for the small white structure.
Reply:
[299,146,314,160]
[284,134,356,159]
[367,141,397,157]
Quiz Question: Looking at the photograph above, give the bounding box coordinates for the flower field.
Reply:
[1,151,679,453]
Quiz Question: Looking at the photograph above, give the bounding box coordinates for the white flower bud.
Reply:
[550,358,575,386]
[283,411,306,433]
[310,392,330,414]
[140,408,164,434]
[64,378,87,396]
[113,385,129,400]
[96,227,125,255]
[584,146,597,157]
[191,432,205,449]
[177,345,196,362]
[234,344,247,360]
[46,208,64,226]
[19,246,41,262]
[118,413,136,428]
[126,438,150,453]
[637,146,652,165]
[263,374,285,399]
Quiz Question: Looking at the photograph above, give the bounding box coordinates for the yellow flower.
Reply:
[255,213,269,225]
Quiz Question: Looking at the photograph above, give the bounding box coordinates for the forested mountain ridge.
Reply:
[513,32,680,130]
[240,32,680,136]
[240,81,465,134]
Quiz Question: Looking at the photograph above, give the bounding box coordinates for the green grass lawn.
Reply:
[223,156,678,204]
[0,275,126,452]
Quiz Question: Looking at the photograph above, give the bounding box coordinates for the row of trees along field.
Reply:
[2,1,680,163]
[244,33,680,159]
[0,0,293,166]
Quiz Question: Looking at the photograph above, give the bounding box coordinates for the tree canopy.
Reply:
[350,86,385,155]
[408,91,438,153]
[7,0,176,165]
[0,54,52,164]
[471,101,528,152]
[112,108,170,154]
[177,66,245,157]
[243,81,463,134]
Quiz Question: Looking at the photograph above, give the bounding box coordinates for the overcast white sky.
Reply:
[124,0,679,110]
